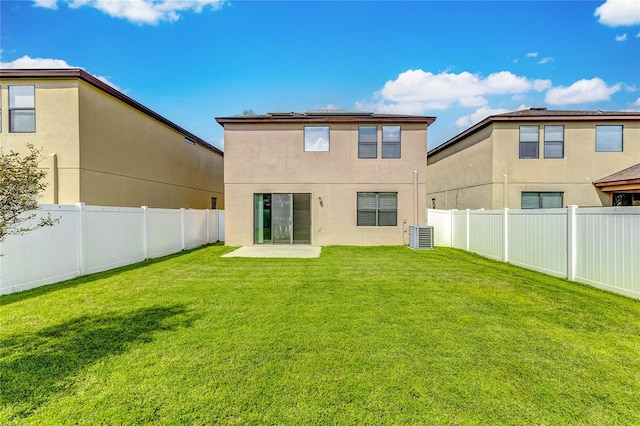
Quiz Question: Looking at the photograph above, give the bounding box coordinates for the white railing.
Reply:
[426,207,640,299]
[0,204,225,295]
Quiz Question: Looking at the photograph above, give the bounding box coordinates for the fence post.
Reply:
[465,209,470,251]
[567,205,577,281]
[76,203,86,275]
[503,208,509,263]
[180,208,186,250]
[450,209,456,248]
[142,206,148,259]
[205,209,211,243]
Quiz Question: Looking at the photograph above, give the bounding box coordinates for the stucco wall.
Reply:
[427,119,640,209]
[0,78,81,204]
[224,122,427,246]
[78,81,224,209]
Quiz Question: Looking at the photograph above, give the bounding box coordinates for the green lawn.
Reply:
[1,245,639,425]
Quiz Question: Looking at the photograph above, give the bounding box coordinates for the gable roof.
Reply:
[216,111,436,126]
[428,108,640,157]
[593,163,640,187]
[0,68,223,156]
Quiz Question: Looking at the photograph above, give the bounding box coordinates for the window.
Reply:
[521,192,563,209]
[544,125,564,158]
[9,85,36,132]
[519,126,539,159]
[357,192,397,226]
[382,126,401,158]
[596,125,622,152]
[613,193,640,206]
[211,197,217,209]
[358,126,377,158]
[304,126,329,151]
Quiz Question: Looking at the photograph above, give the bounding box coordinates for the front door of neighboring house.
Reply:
[254,193,311,244]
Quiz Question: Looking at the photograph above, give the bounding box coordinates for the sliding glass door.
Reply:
[254,193,311,244]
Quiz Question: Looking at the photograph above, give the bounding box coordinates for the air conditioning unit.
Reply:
[409,225,434,250]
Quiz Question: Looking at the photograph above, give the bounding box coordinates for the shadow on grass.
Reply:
[0,242,231,307]
[0,304,197,419]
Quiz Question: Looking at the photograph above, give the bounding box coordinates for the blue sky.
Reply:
[1,0,639,150]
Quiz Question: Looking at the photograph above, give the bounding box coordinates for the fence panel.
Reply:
[147,208,183,258]
[468,210,503,261]
[452,210,468,250]
[507,209,568,278]
[83,206,146,275]
[208,210,220,244]
[575,207,640,298]
[425,209,451,247]
[184,209,208,249]
[0,205,80,294]
[218,210,226,242]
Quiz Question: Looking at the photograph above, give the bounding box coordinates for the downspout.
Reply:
[503,173,508,208]
[413,170,418,225]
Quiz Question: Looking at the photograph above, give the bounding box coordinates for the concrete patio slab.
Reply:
[222,245,322,258]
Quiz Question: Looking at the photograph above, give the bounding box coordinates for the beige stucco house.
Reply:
[216,111,435,246]
[426,109,640,209]
[0,68,224,209]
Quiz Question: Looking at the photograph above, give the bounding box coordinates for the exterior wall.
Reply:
[426,126,494,209]
[0,78,81,203]
[0,74,224,209]
[224,122,427,246]
[77,81,224,209]
[427,119,640,209]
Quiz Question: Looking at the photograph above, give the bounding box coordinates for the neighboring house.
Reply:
[426,109,640,210]
[216,111,435,246]
[0,68,224,209]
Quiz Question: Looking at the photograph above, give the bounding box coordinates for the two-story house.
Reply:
[0,68,224,209]
[216,111,435,246]
[426,109,640,209]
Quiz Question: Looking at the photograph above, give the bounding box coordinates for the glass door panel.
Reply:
[293,193,311,244]
[272,194,292,244]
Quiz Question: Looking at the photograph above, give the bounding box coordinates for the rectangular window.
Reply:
[596,125,623,152]
[304,126,330,152]
[544,125,564,158]
[211,197,217,209]
[357,192,397,226]
[521,192,563,209]
[519,125,539,159]
[382,126,401,158]
[9,85,35,133]
[358,126,377,158]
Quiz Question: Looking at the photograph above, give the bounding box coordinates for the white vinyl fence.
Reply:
[0,204,225,295]
[426,207,640,299]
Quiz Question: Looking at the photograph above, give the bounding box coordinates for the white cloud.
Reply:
[359,69,551,114]
[538,57,554,64]
[545,78,622,105]
[632,97,640,107]
[525,52,539,58]
[595,0,640,26]
[32,0,225,24]
[455,106,512,128]
[0,55,121,91]
[615,33,628,41]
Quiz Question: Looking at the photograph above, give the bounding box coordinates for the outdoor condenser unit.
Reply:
[409,225,434,250]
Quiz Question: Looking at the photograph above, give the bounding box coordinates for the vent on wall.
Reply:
[409,225,434,250]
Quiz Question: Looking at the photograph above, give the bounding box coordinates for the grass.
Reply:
[1,244,639,425]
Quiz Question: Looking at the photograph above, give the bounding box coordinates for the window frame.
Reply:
[358,126,378,158]
[543,125,564,159]
[8,85,36,133]
[519,125,539,159]
[304,126,330,152]
[357,192,398,226]
[595,125,623,152]
[381,126,401,158]
[521,191,563,209]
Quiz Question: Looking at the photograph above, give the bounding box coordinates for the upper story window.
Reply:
[9,85,36,133]
[382,126,401,158]
[596,125,622,152]
[544,125,564,158]
[357,192,397,226]
[304,126,330,152]
[358,126,377,158]
[519,125,539,159]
